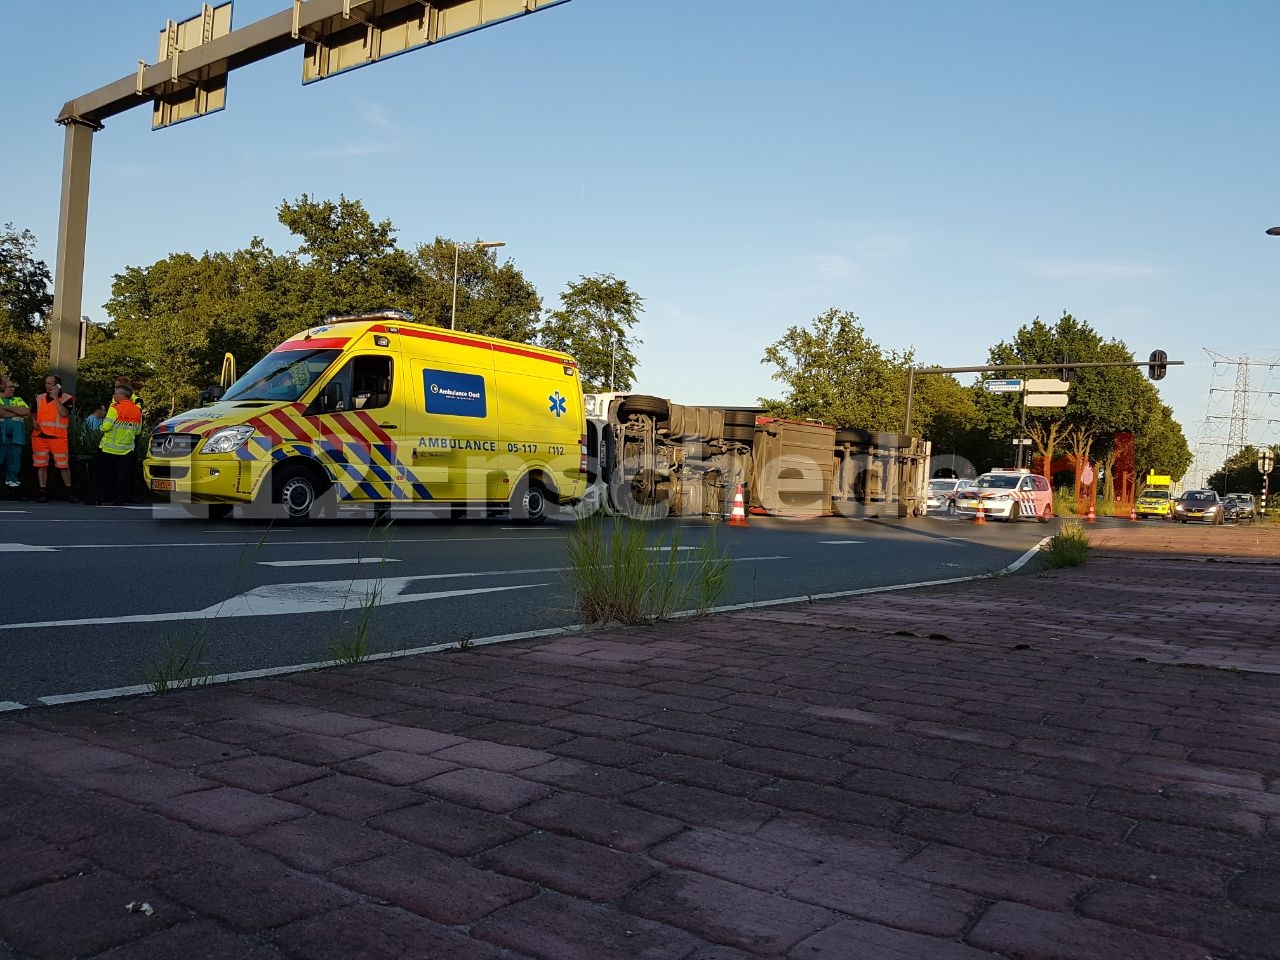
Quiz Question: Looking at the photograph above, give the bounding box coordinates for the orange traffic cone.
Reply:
[973,499,986,524]
[1129,504,1139,522]
[728,484,749,527]
[1085,502,1097,523]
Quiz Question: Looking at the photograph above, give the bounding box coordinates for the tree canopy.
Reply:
[758,308,973,439]
[538,274,643,392]
[88,196,640,415]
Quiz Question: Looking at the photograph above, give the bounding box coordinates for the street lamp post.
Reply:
[451,240,506,330]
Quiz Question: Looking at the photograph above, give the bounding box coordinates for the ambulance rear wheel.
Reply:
[510,478,548,525]
[274,463,324,523]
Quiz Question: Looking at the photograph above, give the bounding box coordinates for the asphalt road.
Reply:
[0,502,1061,708]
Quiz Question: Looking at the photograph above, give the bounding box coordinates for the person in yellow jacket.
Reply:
[0,376,31,494]
[92,384,143,506]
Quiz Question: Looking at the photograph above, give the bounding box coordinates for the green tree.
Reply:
[0,224,53,394]
[1206,444,1275,496]
[407,238,542,340]
[979,312,1191,487]
[538,274,643,391]
[760,308,973,438]
[277,194,418,320]
[760,309,905,429]
[0,224,53,332]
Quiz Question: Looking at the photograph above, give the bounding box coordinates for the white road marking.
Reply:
[701,537,1051,614]
[36,624,574,706]
[257,557,401,567]
[0,510,30,514]
[644,546,696,551]
[819,540,866,544]
[22,543,1049,709]
[0,701,26,711]
[37,535,569,550]
[0,580,545,629]
[0,543,57,552]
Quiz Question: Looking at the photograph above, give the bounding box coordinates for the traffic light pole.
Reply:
[902,358,1184,437]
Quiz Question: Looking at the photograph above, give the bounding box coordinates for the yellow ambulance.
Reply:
[143,310,587,522]
[1135,472,1174,519]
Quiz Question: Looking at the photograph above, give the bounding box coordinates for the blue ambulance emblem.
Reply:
[549,391,567,417]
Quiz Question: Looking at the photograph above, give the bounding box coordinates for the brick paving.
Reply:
[2,524,1279,959]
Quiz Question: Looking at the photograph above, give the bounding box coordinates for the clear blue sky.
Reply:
[4,1,1279,482]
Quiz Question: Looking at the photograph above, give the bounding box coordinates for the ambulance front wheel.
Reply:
[510,478,548,525]
[274,463,326,522]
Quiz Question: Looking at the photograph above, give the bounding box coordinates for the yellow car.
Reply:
[1134,488,1172,519]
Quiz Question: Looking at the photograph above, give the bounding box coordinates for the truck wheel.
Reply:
[723,410,757,427]
[274,463,324,523]
[723,425,755,443]
[510,477,548,524]
[619,395,669,419]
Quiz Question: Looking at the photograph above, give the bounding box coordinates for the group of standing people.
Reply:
[0,373,145,505]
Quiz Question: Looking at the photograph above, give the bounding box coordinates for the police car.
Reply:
[953,468,1054,522]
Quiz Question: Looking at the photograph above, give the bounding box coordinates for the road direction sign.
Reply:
[1024,394,1069,408]
[983,379,1024,393]
[1025,378,1070,392]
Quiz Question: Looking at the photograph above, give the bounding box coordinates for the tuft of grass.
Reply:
[325,522,397,665]
[143,633,212,692]
[1040,518,1090,568]
[1052,487,1076,517]
[564,515,733,624]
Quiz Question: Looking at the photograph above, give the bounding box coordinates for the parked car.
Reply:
[1172,489,1224,524]
[925,478,960,513]
[1224,492,1257,522]
[953,469,1053,522]
[938,478,977,514]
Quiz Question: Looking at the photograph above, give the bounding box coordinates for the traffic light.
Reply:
[1148,349,1168,381]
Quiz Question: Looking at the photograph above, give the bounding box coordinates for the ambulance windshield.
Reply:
[223,348,342,402]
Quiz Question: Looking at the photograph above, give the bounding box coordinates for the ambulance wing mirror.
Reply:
[319,382,345,413]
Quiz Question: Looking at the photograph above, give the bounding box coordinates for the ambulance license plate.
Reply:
[151,479,175,492]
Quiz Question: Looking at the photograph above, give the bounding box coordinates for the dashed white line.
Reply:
[257,557,401,567]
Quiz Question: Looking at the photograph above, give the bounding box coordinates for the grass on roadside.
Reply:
[564,514,732,624]
[1040,518,1090,568]
[143,633,212,692]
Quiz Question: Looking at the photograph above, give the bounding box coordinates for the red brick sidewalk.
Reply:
[2,529,1279,959]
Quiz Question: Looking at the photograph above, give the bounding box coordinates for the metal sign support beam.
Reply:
[47,0,572,394]
[49,119,99,394]
[903,358,1184,437]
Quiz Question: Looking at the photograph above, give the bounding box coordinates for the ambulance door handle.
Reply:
[379,423,398,430]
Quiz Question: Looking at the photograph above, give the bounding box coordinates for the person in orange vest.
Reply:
[32,374,77,503]
[92,384,143,506]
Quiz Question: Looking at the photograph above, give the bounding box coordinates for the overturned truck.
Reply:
[584,393,931,520]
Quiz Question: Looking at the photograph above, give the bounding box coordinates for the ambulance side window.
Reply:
[311,356,393,414]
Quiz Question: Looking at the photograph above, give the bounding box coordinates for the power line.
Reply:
[1194,350,1280,482]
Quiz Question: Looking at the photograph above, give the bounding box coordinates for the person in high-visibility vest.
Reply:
[0,376,31,495]
[32,375,76,502]
[92,384,143,506]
